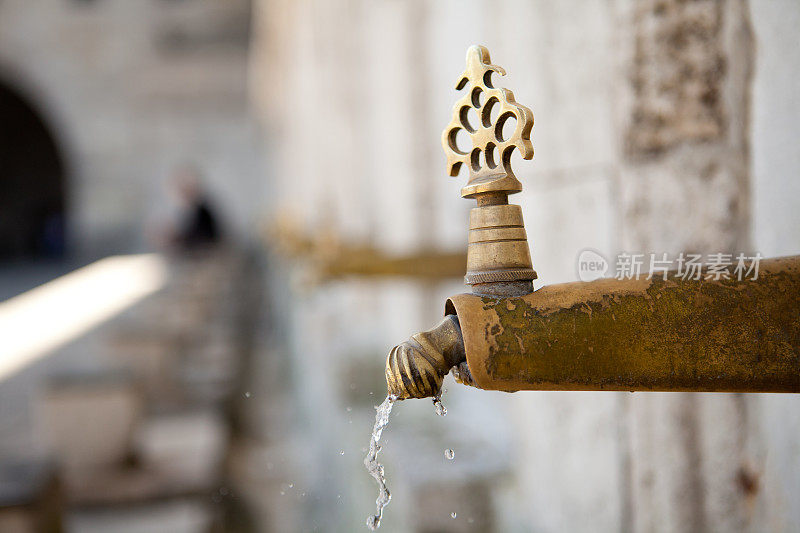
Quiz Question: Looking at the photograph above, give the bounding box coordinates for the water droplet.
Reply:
[244,391,251,398]
[444,449,455,460]
[451,512,457,519]
[346,406,352,412]
[340,450,345,456]
[288,483,293,488]
[366,515,380,530]
[280,490,285,495]
[432,394,447,417]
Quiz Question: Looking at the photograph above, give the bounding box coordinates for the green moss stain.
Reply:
[479,271,800,391]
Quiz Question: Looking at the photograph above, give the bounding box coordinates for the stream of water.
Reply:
[364,390,448,530]
[364,394,396,530]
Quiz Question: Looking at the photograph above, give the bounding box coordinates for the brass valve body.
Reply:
[465,203,536,285]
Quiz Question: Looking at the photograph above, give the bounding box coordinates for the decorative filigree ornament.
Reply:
[442,45,534,199]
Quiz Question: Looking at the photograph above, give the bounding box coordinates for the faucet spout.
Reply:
[385,315,467,399]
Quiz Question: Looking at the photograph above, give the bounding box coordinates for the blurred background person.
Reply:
[168,165,222,251]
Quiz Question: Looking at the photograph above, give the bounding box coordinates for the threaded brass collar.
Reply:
[464,268,537,284]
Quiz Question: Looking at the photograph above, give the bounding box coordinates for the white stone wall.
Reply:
[249,0,800,531]
[750,0,800,258]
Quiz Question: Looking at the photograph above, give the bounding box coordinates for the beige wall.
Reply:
[251,0,800,531]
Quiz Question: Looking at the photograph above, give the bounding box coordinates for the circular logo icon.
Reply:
[577,249,609,282]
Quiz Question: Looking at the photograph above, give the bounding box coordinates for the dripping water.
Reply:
[433,389,447,417]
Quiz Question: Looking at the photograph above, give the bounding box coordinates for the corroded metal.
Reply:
[442,45,537,288]
[446,256,800,393]
[385,315,465,400]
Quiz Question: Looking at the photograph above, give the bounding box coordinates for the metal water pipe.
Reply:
[384,45,800,399]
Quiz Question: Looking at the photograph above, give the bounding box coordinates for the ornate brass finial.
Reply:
[443,45,537,291]
[442,45,533,199]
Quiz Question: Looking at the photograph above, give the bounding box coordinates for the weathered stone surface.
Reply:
[39,377,143,473]
[627,0,727,156]
[0,0,262,257]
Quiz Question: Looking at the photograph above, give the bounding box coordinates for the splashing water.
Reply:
[364,389,448,529]
[364,394,397,530]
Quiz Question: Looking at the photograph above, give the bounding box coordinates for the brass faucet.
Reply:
[385,45,800,400]
[442,45,537,298]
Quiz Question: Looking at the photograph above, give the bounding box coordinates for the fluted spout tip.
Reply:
[385,340,445,399]
[384,315,466,400]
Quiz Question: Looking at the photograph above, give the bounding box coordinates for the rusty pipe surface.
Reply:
[386,256,800,398]
[447,255,800,393]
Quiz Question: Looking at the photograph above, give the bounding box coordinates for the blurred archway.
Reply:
[0,80,66,259]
